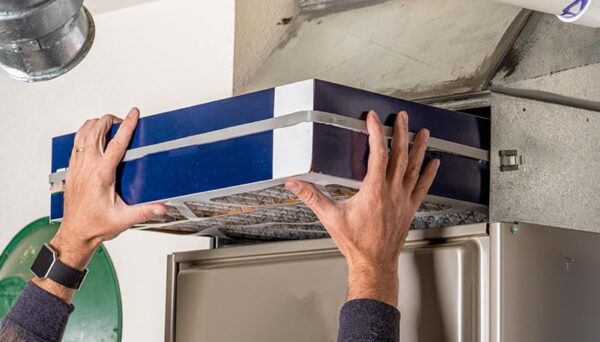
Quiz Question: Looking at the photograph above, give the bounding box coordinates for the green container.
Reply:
[0,217,122,341]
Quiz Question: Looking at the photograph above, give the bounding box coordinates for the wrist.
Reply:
[347,263,399,307]
[50,229,99,270]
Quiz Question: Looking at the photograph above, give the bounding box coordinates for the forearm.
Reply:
[0,230,95,341]
[32,229,98,304]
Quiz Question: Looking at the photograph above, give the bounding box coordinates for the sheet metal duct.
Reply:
[0,0,95,82]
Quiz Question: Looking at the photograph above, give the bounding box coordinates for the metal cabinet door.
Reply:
[490,222,600,342]
[169,224,488,342]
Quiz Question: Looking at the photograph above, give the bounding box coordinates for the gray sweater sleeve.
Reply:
[0,282,73,342]
[338,299,400,342]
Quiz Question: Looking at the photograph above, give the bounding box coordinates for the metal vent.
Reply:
[0,0,95,82]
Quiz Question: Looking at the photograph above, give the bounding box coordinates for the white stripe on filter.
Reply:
[273,79,316,179]
[273,79,315,117]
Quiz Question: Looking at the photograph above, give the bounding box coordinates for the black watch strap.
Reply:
[47,258,88,290]
[31,244,88,290]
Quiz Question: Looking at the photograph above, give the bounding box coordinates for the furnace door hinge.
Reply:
[499,149,523,171]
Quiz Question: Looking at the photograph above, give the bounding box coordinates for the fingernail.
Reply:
[433,159,441,168]
[127,108,139,119]
[153,207,167,216]
[401,111,408,121]
[371,111,381,122]
[285,181,300,194]
[423,129,430,139]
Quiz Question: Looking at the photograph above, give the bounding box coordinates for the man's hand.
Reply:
[285,110,439,307]
[34,108,167,302]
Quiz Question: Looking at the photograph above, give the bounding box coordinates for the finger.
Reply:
[285,180,337,221]
[73,119,98,149]
[94,114,123,151]
[70,118,99,166]
[411,159,440,206]
[120,202,168,228]
[363,110,388,186]
[387,111,409,182]
[403,128,430,191]
[103,108,140,168]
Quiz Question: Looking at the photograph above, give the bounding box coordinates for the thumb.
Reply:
[285,180,336,220]
[121,203,168,227]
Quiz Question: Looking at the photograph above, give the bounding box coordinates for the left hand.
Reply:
[51,108,167,271]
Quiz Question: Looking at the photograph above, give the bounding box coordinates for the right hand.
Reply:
[285,110,439,306]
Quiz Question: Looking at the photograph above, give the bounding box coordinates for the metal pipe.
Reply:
[0,0,95,82]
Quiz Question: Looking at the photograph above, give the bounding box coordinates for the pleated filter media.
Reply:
[138,184,488,240]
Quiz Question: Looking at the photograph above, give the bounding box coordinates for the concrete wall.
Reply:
[233,0,298,94]
[0,0,234,340]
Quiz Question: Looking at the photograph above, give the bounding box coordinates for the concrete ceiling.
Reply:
[85,0,161,14]
[234,0,529,100]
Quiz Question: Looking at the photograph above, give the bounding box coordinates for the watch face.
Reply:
[31,244,56,278]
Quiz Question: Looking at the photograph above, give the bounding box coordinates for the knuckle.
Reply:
[80,135,95,146]
[395,154,409,169]
[407,163,420,177]
[73,133,82,145]
[372,188,385,200]
[372,150,388,163]
[77,120,92,134]
[99,114,113,125]
[110,138,125,150]
[141,209,155,221]
[303,190,321,207]
[97,168,114,182]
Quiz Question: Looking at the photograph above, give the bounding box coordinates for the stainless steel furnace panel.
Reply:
[489,222,600,342]
[167,223,600,342]
[167,224,488,342]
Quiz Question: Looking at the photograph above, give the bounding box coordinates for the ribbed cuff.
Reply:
[338,299,400,342]
[5,281,74,341]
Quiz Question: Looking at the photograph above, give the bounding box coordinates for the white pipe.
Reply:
[495,0,600,27]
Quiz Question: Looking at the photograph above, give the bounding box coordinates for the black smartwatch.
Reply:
[30,243,88,290]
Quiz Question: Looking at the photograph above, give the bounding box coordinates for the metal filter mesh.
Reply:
[138,184,488,240]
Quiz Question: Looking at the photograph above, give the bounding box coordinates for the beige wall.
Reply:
[0,0,234,340]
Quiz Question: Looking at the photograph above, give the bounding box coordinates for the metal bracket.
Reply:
[499,149,523,172]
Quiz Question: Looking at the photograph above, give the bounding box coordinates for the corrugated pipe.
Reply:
[0,0,95,82]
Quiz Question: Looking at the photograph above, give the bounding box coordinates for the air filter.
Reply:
[49,80,490,240]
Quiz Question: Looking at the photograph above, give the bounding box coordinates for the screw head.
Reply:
[511,225,519,234]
